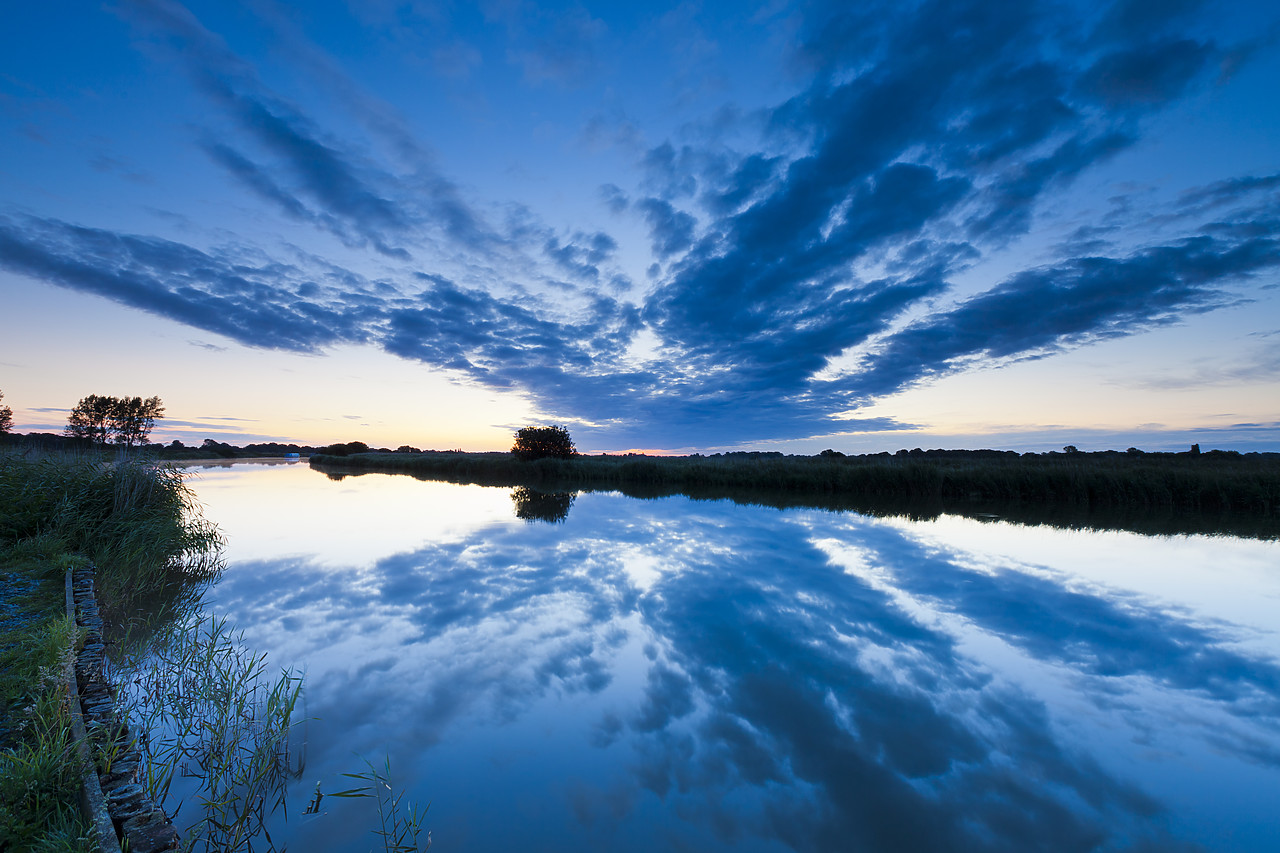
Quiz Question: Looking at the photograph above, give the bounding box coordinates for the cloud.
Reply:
[201,83,418,258]
[542,231,618,283]
[632,664,695,733]
[120,0,500,258]
[0,215,380,352]
[839,520,1280,716]
[1177,173,1280,213]
[201,141,315,223]
[381,274,643,388]
[7,0,1278,449]
[1076,37,1214,107]
[846,230,1279,399]
[635,198,696,260]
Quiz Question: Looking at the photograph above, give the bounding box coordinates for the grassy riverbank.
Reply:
[309,448,1280,539]
[0,451,222,851]
[311,448,1280,513]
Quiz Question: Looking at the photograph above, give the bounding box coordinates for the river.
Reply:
[165,459,1280,852]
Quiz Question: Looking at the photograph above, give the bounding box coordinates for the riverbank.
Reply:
[0,451,222,850]
[309,448,1280,537]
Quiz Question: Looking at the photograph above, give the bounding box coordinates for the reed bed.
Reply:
[0,449,221,851]
[108,614,304,852]
[312,449,1280,515]
[0,450,224,619]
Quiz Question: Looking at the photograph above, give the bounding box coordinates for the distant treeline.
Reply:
[309,446,1280,522]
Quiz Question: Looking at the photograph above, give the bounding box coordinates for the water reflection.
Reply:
[510,486,576,523]
[188,465,1280,853]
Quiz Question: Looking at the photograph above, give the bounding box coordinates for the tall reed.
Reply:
[108,615,304,852]
[0,450,224,623]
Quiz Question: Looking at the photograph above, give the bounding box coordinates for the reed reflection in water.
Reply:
[183,462,1280,853]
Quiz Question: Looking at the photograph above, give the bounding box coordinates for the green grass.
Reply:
[0,691,94,853]
[0,580,93,853]
[0,450,224,626]
[0,518,92,852]
[0,449,224,851]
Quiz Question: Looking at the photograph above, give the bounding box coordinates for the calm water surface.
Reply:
[175,460,1280,852]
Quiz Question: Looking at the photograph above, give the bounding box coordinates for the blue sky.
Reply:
[2,0,1278,453]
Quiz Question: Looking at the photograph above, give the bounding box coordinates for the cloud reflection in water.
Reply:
[198,474,1280,852]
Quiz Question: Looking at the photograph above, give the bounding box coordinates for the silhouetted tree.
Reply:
[65,394,116,446]
[202,439,238,458]
[111,396,165,447]
[0,389,12,435]
[318,441,370,456]
[65,394,164,446]
[511,425,576,461]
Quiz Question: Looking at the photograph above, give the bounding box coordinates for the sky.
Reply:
[2,0,1278,454]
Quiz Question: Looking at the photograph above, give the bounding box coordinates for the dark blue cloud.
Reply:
[635,198,696,260]
[699,153,781,217]
[201,140,339,236]
[0,215,376,352]
[382,274,642,387]
[1076,37,1214,107]
[542,231,618,283]
[599,183,629,214]
[1088,0,1206,45]
[640,142,700,199]
[847,229,1280,399]
[1177,173,1280,213]
[122,0,500,259]
[599,0,1236,441]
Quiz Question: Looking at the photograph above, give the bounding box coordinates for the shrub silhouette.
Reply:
[511,425,576,461]
[318,441,370,457]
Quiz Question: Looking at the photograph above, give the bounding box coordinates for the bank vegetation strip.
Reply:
[0,451,223,850]
[310,448,1280,537]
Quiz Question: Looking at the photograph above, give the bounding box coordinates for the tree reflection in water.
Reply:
[511,485,575,523]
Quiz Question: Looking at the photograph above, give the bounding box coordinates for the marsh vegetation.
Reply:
[0,450,222,850]
[311,447,1280,539]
